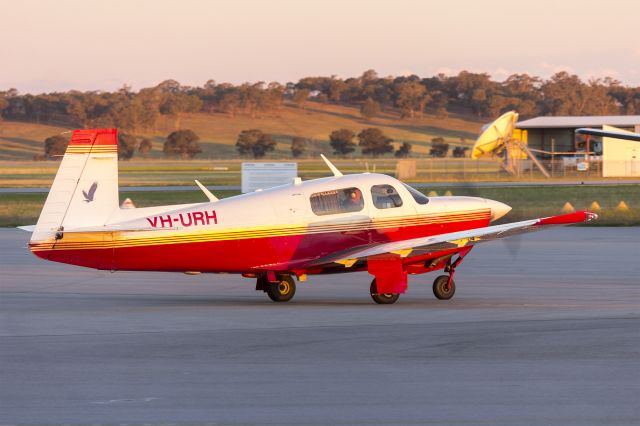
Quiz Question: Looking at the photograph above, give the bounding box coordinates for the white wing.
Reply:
[309,211,598,267]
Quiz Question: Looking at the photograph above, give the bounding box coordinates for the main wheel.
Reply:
[369,279,400,304]
[433,275,455,300]
[266,275,296,302]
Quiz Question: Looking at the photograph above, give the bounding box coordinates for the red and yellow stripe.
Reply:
[30,209,491,252]
[65,144,118,155]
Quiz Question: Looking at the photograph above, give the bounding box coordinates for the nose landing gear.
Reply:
[433,275,456,300]
[433,246,472,300]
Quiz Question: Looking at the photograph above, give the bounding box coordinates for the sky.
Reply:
[1,0,639,94]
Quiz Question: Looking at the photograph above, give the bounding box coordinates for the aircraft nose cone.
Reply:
[485,199,511,221]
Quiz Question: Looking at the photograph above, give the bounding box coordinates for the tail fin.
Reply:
[31,129,119,243]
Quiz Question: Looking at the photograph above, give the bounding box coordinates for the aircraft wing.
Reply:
[309,211,597,267]
[575,128,640,142]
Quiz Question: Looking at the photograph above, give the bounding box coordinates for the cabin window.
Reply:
[310,187,364,215]
[401,183,429,205]
[371,184,403,209]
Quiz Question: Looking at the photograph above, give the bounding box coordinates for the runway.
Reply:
[1,227,639,425]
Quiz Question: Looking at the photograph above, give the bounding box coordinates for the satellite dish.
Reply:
[471,110,550,178]
[471,111,519,159]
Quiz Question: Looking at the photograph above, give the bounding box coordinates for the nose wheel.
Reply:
[432,246,472,300]
[433,275,456,300]
[370,279,400,304]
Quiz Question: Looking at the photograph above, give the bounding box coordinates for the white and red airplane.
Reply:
[25,129,598,304]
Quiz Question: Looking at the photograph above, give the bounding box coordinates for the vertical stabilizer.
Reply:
[31,129,119,245]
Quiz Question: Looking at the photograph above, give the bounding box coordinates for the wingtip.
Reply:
[537,210,598,226]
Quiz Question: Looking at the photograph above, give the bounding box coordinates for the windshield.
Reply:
[401,183,429,205]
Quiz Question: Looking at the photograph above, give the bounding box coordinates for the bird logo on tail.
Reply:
[82,182,98,202]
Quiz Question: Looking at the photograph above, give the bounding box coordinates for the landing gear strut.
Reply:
[433,247,472,300]
[258,274,296,302]
[370,278,400,304]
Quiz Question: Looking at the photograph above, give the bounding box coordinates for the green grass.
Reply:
[2,185,638,227]
[0,103,483,161]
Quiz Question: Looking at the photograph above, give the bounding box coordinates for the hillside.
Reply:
[0,103,483,161]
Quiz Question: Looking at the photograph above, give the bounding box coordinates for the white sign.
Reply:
[241,163,298,193]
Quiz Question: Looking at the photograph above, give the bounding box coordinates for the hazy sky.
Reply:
[2,0,639,93]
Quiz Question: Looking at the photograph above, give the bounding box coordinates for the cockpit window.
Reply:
[401,183,429,205]
[310,187,364,216]
[371,184,403,209]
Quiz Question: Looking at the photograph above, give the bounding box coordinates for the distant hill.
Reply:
[0,102,482,161]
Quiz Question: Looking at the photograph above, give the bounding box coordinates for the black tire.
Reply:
[266,275,296,302]
[433,275,455,300]
[369,279,400,304]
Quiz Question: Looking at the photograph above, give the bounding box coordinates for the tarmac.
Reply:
[1,227,639,425]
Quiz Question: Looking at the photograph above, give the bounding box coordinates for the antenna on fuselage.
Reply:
[320,154,343,177]
[195,179,219,202]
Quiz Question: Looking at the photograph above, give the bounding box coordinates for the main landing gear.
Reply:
[257,274,296,302]
[369,278,400,305]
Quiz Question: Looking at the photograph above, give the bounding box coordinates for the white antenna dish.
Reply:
[320,154,343,177]
[471,111,518,159]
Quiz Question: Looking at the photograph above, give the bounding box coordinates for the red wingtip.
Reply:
[69,128,117,146]
[537,210,598,226]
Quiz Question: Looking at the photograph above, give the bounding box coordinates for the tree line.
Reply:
[41,127,425,160]
[2,70,639,132]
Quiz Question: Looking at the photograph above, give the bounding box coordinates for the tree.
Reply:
[394,142,412,158]
[118,133,138,160]
[316,93,329,104]
[291,136,307,158]
[328,78,347,102]
[160,93,202,129]
[163,129,202,159]
[435,106,448,119]
[135,88,162,130]
[395,80,429,118]
[452,146,469,158]
[138,138,153,157]
[358,128,393,157]
[236,129,276,159]
[360,97,380,121]
[429,137,449,157]
[292,89,310,109]
[219,90,241,117]
[329,129,356,156]
[44,134,68,159]
[0,95,9,121]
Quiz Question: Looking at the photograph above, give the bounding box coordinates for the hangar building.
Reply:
[516,115,640,177]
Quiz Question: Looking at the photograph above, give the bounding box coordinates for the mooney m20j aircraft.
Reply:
[27,129,598,304]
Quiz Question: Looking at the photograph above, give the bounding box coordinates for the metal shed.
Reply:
[516,115,640,157]
[516,116,640,176]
